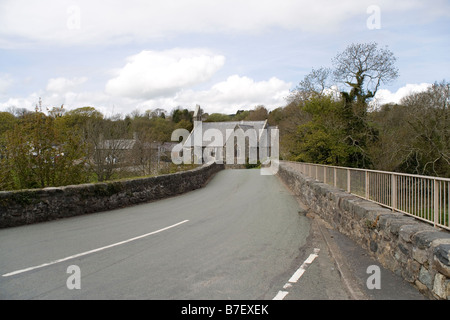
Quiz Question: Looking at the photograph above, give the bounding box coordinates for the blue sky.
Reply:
[0,0,449,116]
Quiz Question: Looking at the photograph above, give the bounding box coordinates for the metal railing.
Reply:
[285,161,450,231]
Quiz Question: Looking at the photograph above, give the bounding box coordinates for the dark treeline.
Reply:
[269,80,449,178]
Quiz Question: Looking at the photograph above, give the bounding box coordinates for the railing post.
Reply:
[365,171,369,199]
[347,169,351,193]
[434,179,439,227]
[324,166,327,184]
[333,167,337,187]
[391,174,397,211]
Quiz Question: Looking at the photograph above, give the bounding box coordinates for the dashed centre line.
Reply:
[273,248,320,300]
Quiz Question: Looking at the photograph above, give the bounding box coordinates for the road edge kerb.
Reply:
[313,216,369,300]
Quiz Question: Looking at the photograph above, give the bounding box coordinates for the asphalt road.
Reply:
[0,169,426,300]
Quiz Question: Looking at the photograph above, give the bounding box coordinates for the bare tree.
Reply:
[300,67,332,96]
[6,106,30,118]
[131,130,160,176]
[332,42,399,105]
[288,67,332,103]
[85,118,131,181]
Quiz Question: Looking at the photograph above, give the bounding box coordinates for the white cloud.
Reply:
[1,0,448,47]
[2,78,437,120]
[0,95,38,111]
[181,75,291,113]
[140,75,292,114]
[374,83,432,105]
[46,77,88,93]
[105,49,225,99]
[2,73,290,116]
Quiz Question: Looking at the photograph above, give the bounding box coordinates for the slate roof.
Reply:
[98,139,136,150]
[183,120,269,147]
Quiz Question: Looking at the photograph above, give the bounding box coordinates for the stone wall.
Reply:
[0,163,224,229]
[278,161,450,300]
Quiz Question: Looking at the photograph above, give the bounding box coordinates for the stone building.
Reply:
[181,106,277,165]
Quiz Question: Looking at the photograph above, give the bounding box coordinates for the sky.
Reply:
[0,0,449,116]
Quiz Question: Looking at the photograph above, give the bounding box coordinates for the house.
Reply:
[181,106,277,165]
[96,133,177,167]
[96,134,137,166]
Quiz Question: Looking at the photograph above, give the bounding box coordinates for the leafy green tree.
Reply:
[233,110,250,121]
[204,113,232,122]
[244,105,268,121]
[3,111,88,189]
[63,107,103,127]
[171,108,193,124]
[0,112,16,190]
[0,112,16,135]
[292,96,351,165]
[175,119,193,132]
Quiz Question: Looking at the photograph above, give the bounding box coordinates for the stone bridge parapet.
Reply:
[0,163,224,229]
[278,161,450,300]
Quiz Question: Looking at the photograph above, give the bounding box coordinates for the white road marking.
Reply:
[288,267,306,284]
[288,251,319,283]
[283,283,292,289]
[2,220,189,277]
[273,290,289,300]
[273,248,320,300]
